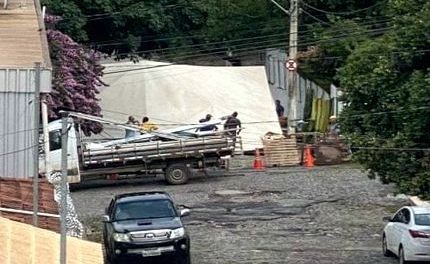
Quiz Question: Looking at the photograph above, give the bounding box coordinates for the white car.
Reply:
[382,206,430,264]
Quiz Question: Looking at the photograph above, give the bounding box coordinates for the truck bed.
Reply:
[81,136,234,169]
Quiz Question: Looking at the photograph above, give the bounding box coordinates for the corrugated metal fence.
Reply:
[265,49,331,131]
[0,68,50,178]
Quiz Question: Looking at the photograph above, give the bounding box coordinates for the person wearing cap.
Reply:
[328,115,340,137]
[197,114,218,132]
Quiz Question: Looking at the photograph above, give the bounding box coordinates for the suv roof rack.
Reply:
[115,191,171,200]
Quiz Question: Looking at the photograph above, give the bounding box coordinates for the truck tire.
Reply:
[165,164,190,185]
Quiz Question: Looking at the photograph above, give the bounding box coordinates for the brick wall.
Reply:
[0,178,59,232]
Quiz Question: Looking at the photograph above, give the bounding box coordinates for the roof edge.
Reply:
[34,0,52,69]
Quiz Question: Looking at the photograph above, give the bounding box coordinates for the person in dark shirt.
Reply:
[224,112,242,135]
[198,114,218,132]
[224,112,242,147]
[275,100,285,117]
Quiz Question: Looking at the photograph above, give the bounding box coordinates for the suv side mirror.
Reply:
[382,216,392,222]
[102,215,111,222]
[180,209,191,217]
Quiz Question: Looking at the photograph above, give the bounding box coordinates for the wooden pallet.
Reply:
[263,135,300,167]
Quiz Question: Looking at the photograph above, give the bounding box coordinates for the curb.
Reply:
[408,196,430,207]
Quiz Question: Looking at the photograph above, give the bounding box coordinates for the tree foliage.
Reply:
[338,0,430,198]
[46,17,106,135]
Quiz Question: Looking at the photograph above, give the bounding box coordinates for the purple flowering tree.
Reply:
[45,16,106,135]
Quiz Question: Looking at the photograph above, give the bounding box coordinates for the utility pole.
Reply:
[32,62,41,227]
[287,0,299,133]
[60,111,69,264]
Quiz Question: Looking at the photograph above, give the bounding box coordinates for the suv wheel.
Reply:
[165,164,190,185]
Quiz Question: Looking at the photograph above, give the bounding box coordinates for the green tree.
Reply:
[338,0,430,198]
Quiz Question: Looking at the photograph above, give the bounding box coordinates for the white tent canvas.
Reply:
[99,60,282,151]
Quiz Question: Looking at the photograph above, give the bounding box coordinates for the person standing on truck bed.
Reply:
[197,114,218,132]
[125,116,140,138]
[140,116,159,133]
[224,112,241,146]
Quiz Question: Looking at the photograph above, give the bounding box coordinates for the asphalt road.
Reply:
[71,165,408,264]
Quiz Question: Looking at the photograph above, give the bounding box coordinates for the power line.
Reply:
[97,105,430,128]
[86,16,393,48]
[343,106,430,119]
[114,31,292,55]
[100,17,394,57]
[104,45,430,82]
[352,146,430,152]
[301,9,331,25]
[104,26,393,75]
[108,22,394,59]
[0,128,36,138]
[0,144,38,157]
[302,1,387,16]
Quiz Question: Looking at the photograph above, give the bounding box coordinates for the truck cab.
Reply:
[39,119,81,183]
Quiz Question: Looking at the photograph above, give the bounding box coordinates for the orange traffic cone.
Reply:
[304,145,314,168]
[253,148,265,171]
[305,145,315,168]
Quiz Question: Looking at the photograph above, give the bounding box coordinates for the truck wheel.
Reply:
[165,164,190,185]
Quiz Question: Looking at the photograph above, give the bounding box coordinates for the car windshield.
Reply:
[415,214,430,226]
[114,199,177,221]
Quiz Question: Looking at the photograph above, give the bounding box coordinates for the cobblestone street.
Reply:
[71,165,408,264]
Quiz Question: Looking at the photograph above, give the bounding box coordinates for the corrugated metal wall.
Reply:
[0,69,36,178]
[265,49,329,120]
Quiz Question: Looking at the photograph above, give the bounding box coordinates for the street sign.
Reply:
[285,59,297,71]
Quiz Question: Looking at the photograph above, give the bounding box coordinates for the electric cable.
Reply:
[302,1,387,16]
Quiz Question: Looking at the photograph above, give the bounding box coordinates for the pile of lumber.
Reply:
[263,135,300,167]
[0,216,103,264]
[0,178,59,231]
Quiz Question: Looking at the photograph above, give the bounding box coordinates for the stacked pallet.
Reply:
[0,178,59,232]
[263,135,300,167]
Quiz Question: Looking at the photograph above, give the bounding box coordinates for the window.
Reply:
[49,130,62,151]
[402,209,411,224]
[415,214,430,226]
[114,199,177,221]
[393,211,404,223]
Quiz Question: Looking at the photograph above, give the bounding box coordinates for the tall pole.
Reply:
[60,111,69,264]
[41,97,51,176]
[32,62,41,227]
[287,0,299,133]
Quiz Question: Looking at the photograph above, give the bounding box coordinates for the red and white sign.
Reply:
[285,59,297,71]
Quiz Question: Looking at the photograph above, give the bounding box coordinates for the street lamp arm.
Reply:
[269,0,290,16]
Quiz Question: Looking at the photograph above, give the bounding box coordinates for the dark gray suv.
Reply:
[102,192,191,264]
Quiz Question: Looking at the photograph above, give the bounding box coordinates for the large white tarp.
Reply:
[99,60,282,151]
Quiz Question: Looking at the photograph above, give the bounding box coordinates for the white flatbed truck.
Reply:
[39,112,235,185]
